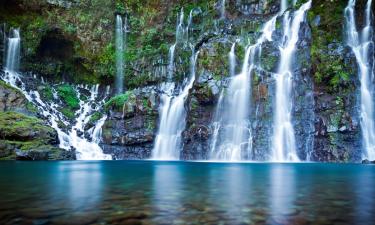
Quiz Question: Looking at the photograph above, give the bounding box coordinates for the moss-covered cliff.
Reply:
[0,0,373,161]
[0,79,74,160]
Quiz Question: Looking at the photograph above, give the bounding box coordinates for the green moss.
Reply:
[95,43,116,79]
[89,112,103,124]
[60,108,75,120]
[0,80,21,93]
[57,84,79,110]
[41,86,54,101]
[104,91,133,111]
[146,118,156,131]
[0,111,55,142]
[310,0,353,92]
[260,52,278,72]
[0,140,67,160]
[25,102,38,114]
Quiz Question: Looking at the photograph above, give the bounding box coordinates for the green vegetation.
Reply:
[55,84,80,119]
[89,112,103,124]
[313,55,351,89]
[0,80,20,93]
[309,0,353,91]
[0,112,55,141]
[57,84,79,109]
[60,108,75,120]
[41,86,54,101]
[0,111,63,160]
[25,102,38,114]
[104,91,133,111]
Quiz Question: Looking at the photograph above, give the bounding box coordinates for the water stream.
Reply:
[1,29,111,160]
[152,50,199,160]
[152,8,200,160]
[345,0,375,161]
[115,14,125,94]
[271,0,312,162]
[209,16,277,161]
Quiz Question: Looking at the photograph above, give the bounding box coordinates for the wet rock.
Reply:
[362,159,375,164]
[0,111,74,160]
[0,80,28,113]
[102,87,158,159]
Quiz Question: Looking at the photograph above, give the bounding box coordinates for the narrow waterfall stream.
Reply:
[115,15,125,94]
[152,9,199,160]
[209,16,277,161]
[152,50,199,160]
[1,29,111,160]
[5,29,20,72]
[271,0,312,162]
[220,0,226,19]
[345,0,375,161]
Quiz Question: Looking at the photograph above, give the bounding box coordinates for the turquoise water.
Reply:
[0,161,374,225]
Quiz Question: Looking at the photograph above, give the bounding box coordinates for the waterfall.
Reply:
[5,29,20,72]
[271,1,312,162]
[221,0,226,19]
[152,8,200,160]
[229,42,236,77]
[167,43,176,80]
[1,29,111,160]
[115,15,125,94]
[152,50,199,160]
[168,8,199,80]
[345,0,375,161]
[209,16,277,161]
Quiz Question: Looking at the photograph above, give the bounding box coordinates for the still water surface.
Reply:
[0,161,374,225]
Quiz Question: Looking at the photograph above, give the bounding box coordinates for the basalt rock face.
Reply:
[0,80,27,113]
[0,0,370,162]
[99,0,364,162]
[311,45,361,162]
[101,87,159,160]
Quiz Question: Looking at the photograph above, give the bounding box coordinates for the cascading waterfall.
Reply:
[271,0,312,162]
[115,15,125,94]
[167,9,184,81]
[345,0,375,161]
[229,42,236,77]
[5,29,20,72]
[1,29,111,160]
[152,49,199,160]
[152,8,200,160]
[210,16,277,161]
[167,8,199,80]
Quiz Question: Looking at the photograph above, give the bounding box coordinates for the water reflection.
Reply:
[355,167,375,224]
[152,163,183,220]
[0,162,374,225]
[55,162,104,211]
[269,164,296,223]
[208,164,252,222]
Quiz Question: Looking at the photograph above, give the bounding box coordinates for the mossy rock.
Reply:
[0,111,56,142]
[0,111,74,160]
[104,91,135,112]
